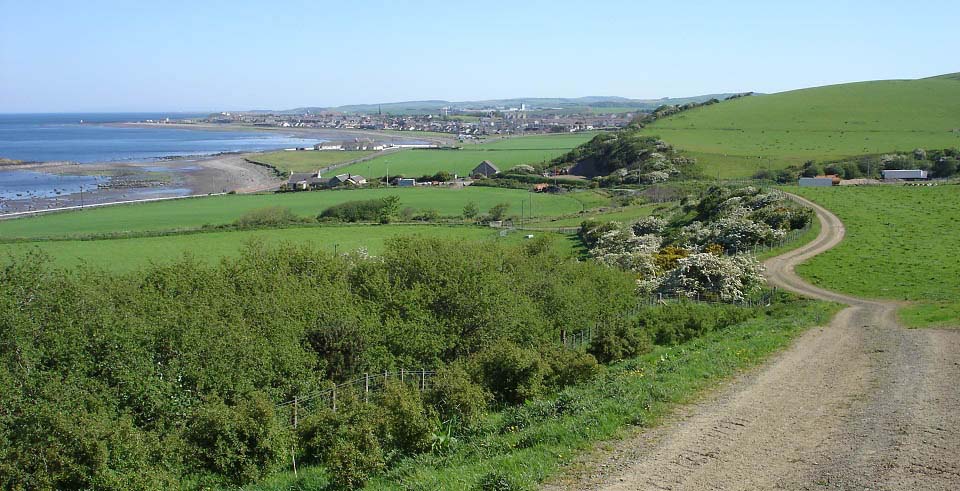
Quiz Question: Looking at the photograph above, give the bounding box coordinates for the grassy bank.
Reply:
[249,150,376,173]
[792,185,960,327]
[2,225,577,272]
[240,296,839,490]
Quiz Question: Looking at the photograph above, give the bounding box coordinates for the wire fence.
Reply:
[740,223,813,256]
[276,369,436,414]
[634,289,777,310]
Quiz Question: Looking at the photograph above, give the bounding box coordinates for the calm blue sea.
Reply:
[0,113,314,163]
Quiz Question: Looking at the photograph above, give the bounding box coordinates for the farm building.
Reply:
[471,160,500,178]
[329,174,367,187]
[882,169,928,180]
[315,142,343,151]
[798,176,839,187]
[287,171,326,190]
[397,178,416,187]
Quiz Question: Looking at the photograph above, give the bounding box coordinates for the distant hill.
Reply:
[253,94,739,115]
[925,72,960,81]
[638,74,960,177]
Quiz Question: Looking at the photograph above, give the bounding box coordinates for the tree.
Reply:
[378,195,401,224]
[462,201,479,219]
[488,202,510,221]
[931,157,958,178]
[800,161,821,177]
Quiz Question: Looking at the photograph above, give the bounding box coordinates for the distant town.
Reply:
[143,101,648,138]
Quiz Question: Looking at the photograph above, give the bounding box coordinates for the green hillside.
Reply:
[926,72,960,81]
[639,76,960,177]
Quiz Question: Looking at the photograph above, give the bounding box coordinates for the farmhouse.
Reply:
[471,160,499,178]
[287,171,326,190]
[882,169,928,180]
[329,174,368,187]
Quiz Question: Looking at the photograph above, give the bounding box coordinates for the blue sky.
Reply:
[1,0,957,112]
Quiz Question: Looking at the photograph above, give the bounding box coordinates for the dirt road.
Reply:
[546,193,960,490]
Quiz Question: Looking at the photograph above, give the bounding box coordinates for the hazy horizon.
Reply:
[2,0,957,113]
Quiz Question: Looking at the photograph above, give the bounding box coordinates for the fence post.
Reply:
[364,373,369,403]
[401,368,405,384]
[332,388,337,413]
[292,396,298,476]
[420,369,426,391]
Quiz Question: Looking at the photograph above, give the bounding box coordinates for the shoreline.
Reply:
[0,151,281,215]
[109,121,457,146]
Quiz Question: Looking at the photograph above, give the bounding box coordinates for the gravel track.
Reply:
[545,193,960,490]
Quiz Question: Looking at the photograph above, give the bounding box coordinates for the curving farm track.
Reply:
[546,193,960,490]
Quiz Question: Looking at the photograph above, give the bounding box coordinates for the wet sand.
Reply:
[0,152,281,215]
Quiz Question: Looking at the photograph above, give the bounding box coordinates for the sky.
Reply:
[1,0,958,113]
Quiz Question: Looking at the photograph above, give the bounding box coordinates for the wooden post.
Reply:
[364,373,369,403]
[420,369,426,391]
[401,368,405,384]
[332,388,337,413]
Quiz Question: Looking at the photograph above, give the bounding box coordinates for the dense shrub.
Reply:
[0,238,637,488]
[656,253,764,302]
[426,363,491,428]
[233,206,306,228]
[588,316,651,363]
[378,382,437,457]
[541,345,601,388]
[476,343,548,405]
[637,303,756,345]
[319,197,390,222]
[186,392,287,485]
[297,394,385,490]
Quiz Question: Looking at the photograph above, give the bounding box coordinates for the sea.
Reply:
[0,113,315,163]
[0,113,319,207]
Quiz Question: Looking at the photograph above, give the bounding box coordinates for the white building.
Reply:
[798,177,836,187]
[882,169,928,180]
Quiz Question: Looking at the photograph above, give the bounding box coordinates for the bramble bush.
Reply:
[425,363,491,429]
[0,238,637,489]
[233,206,306,228]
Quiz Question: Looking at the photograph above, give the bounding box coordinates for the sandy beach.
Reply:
[0,152,281,215]
[0,124,455,216]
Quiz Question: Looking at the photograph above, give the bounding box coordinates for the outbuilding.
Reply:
[882,169,928,180]
[471,160,499,178]
[798,177,836,187]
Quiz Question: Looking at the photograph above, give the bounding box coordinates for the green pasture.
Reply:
[3,225,576,272]
[641,78,960,178]
[0,188,585,240]
[525,203,666,228]
[474,132,601,150]
[334,133,599,178]
[792,185,960,327]
[248,150,375,173]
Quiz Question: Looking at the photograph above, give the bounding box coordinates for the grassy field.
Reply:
[248,150,375,173]
[640,77,960,178]
[791,185,960,327]
[240,297,838,490]
[524,203,667,228]
[3,225,577,271]
[334,133,599,178]
[0,188,586,239]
